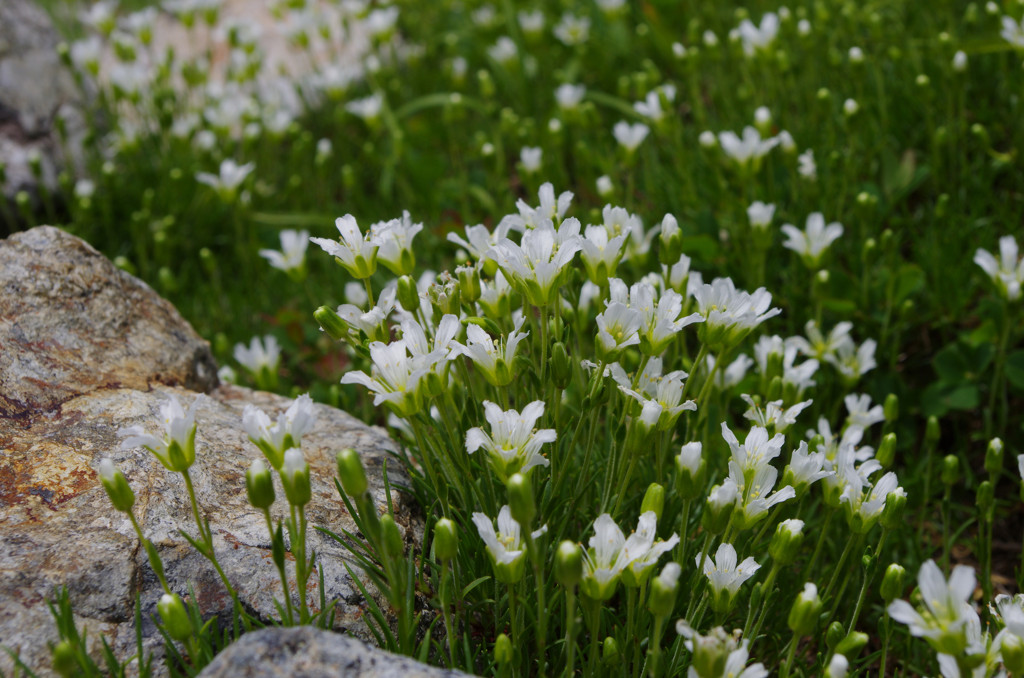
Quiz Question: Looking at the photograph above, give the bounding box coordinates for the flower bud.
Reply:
[1002,634,1024,675]
[877,433,897,468]
[397,275,421,313]
[941,454,960,487]
[98,458,135,513]
[641,483,666,521]
[977,481,995,522]
[835,631,868,656]
[314,306,349,341]
[602,637,621,667]
[883,393,899,422]
[507,473,535,528]
[648,562,681,617]
[158,593,193,641]
[456,266,481,304]
[826,621,845,649]
[769,519,805,565]
[825,653,849,678]
[985,438,1004,478]
[788,582,822,636]
[880,563,905,604]
[245,458,275,509]
[336,448,369,498]
[52,640,78,677]
[703,482,737,535]
[551,342,572,390]
[281,448,311,506]
[555,541,583,587]
[675,442,706,501]
[380,513,405,561]
[433,518,458,562]
[925,416,940,445]
[765,375,783,402]
[494,633,514,664]
[881,489,908,530]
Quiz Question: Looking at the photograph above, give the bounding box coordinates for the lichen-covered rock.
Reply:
[0,227,416,676]
[0,226,219,416]
[0,0,86,207]
[198,626,473,678]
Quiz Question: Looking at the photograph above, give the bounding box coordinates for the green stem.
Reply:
[264,507,294,625]
[564,586,577,678]
[648,615,666,678]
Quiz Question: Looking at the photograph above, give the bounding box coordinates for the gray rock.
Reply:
[0,0,86,207]
[0,227,418,676]
[0,226,218,416]
[198,627,472,678]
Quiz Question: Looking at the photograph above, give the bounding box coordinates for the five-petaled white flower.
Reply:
[580,511,679,600]
[781,213,844,267]
[692,277,781,350]
[737,12,779,56]
[472,505,547,583]
[974,235,1023,301]
[234,335,281,376]
[242,394,318,469]
[119,394,205,472]
[888,560,977,656]
[465,400,555,481]
[450,317,529,387]
[370,211,424,276]
[718,127,779,168]
[487,220,583,306]
[259,229,309,278]
[676,623,769,678]
[311,215,381,279]
[699,543,761,612]
[196,159,254,201]
[613,121,651,153]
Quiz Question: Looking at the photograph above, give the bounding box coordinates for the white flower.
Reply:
[718,127,779,168]
[849,46,865,63]
[450,317,529,387]
[581,512,678,599]
[596,0,626,13]
[703,30,719,47]
[699,130,717,148]
[614,358,697,431]
[520,146,543,173]
[580,224,627,285]
[783,441,834,492]
[826,654,849,678]
[554,13,590,45]
[556,83,586,110]
[473,506,546,583]
[596,175,614,197]
[596,302,643,355]
[196,159,254,200]
[488,36,519,64]
[1001,16,1024,48]
[888,560,977,655]
[790,320,855,362]
[844,394,885,430]
[700,543,760,610]
[259,229,309,276]
[365,6,399,36]
[633,85,676,122]
[310,215,380,279]
[601,205,653,259]
[843,98,859,116]
[781,213,844,266]
[487,220,583,306]
[741,395,813,433]
[234,335,281,374]
[676,624,768,678]
[504,183,575,231]
[974,235,1023,301]
[119,394,204,472]
[797,19,812,35]
[952,50,968,72]
[737,12,779,56]
[369,211,423,276]
[692,277,781,349]
[335,286,396,341]
[797,149,817,179]
[465,401,555,480]
[825,337,877,382]
[447,222,513,264]
[747,201,775,229]
[242,394,317,468]
[518,9,545,34]
[346,92,384,121]
[776,130,797,153]
[613,121,650,153]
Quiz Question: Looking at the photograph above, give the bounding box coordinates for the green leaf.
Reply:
[933,342,993,383]
[921,381,980,417]
[893,264,925,304]
[1005,350,1024,391]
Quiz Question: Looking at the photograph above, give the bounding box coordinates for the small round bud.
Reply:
[925,416,940,444]
[877,433,897,468]
[883,393,899,422]
[337,448,369,497]
[675,442,706,500]
[380,514,404,561]
[281,448,311,507]
[555,541,583,587]
[602,637,621,666]
[880,563,905,604]
[826,621,845,649]
[98,458,136,513]
[835,631,869,656]
[641,483,665,521]
[977,481,995,520]
[985,438,1004,477]
[941,454,960,487]
[881,489,908,530]
[494,633,514,664]
[314,306,349,341]
[158,593,193,641]
[647,562,681,617]
[1002,634,1024,675]
[703,482,737,535]
[52,640,77,677]
[245,458,275,509]
[551,341,571,390]
[507,473,535,528]
[433,518,458,562]
[788,582,822,636]
[770,519,805,565]
[397,275,421,313]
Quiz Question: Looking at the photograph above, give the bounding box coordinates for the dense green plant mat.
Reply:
[5,0,1024,676]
